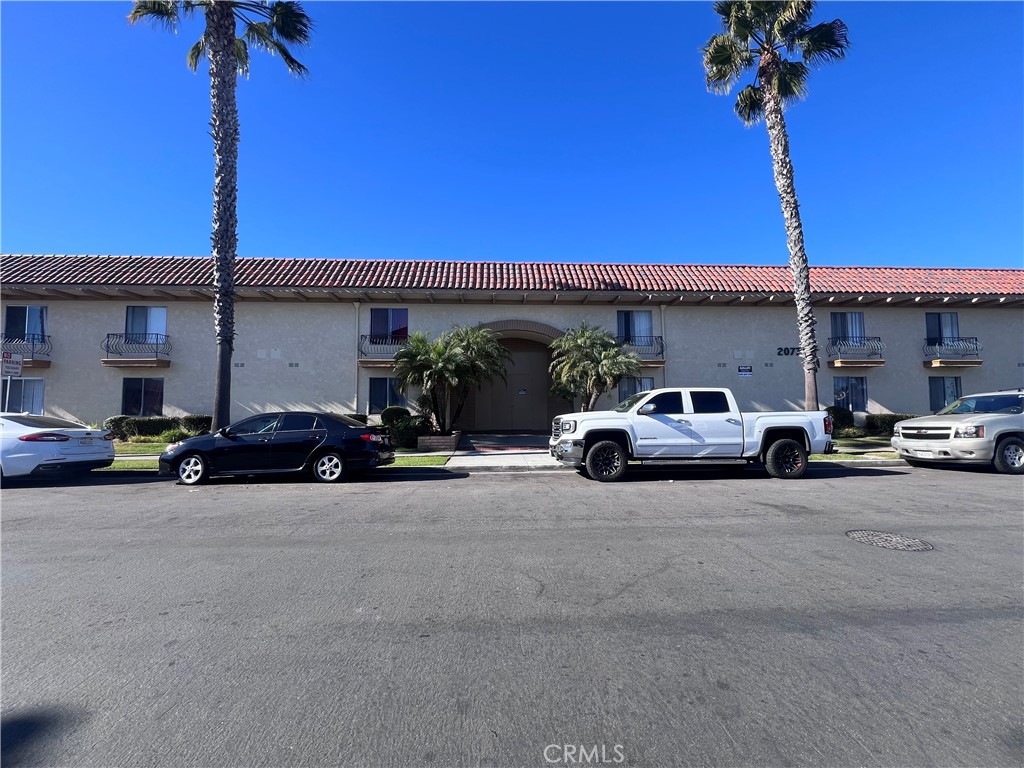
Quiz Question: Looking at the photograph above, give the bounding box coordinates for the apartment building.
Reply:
[1,255,1021,429]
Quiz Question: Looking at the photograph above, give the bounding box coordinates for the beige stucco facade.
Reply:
[2,295,1021,428]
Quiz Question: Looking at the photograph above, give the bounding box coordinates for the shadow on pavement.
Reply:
[610,464,910,482]
[1,470,169,489]
[1,707,84,768]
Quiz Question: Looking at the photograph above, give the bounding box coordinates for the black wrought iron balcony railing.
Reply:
[1,333,52,360]
[826,336,886,359]
[616,335,665,359]
[923,337,982,358]
[358,334,408,358]
[102,333,172,359]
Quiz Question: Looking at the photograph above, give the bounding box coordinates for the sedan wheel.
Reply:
[313,452,345,483]
[993,437,1024,475]
[177,454,208,485]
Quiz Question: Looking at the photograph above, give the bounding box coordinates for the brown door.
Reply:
[475,339,551,431]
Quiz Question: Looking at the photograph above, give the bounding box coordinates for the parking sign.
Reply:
[2,351,24,377]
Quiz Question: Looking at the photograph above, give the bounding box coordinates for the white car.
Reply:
[0,413,115,478]
[891,390,1024,474]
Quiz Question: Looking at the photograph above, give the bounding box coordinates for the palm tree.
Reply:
[702,1,848,410]
[549,323,641,411]
[128,0,313,430]
[393,327,510,434]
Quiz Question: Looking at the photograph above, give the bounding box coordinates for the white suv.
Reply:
[891,389,1024,474]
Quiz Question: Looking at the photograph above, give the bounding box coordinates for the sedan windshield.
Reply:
[937,394,1024,415]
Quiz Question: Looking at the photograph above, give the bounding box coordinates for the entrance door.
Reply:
[474,338,552,431]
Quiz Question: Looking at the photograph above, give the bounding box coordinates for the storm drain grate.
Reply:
[846,530,933,552]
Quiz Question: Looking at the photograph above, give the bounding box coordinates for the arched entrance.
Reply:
[455,320,567,433]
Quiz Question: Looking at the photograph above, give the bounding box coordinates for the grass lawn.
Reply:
[114,442,167,455]
[101,459,159,471]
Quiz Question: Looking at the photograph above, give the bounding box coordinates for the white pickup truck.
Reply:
[549,387,834,481]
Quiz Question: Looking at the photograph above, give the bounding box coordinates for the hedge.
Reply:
[390,415,433,449]
[103,414,212,440]
[866,412,919,435]
[825,405,854,431]
[380,406,411,427]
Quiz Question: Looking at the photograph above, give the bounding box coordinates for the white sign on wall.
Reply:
[2,351,24,377]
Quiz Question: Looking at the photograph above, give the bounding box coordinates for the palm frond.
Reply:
[702,33,753,95]
[234,38,251,76]
[127,1,180,30]
[186,34,206,72]
[243,20,309,76]
[734,84,765,126]
[775,0,815,43]
[774,60,809,102]
[268,1,314,46]
[746,1,782,44]
[790,19,849,65]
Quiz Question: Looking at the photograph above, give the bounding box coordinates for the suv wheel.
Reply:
[993,437,1024,475]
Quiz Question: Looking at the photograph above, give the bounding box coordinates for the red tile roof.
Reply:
[1,254,1022,296]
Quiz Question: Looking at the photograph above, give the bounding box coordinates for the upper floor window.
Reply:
[369,308,408,343]
[616,310,653,342]
[925,312,959,344]
[4,305,47,341]
[125,306,167,343]
[830,311,865,339]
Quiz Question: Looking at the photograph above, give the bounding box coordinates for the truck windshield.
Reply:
[937,395,1024,415]
[612,392,649,413]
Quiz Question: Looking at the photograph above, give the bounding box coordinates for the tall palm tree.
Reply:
[549,323,641,411]
[128,0,313,430]
[702,1,848,410]
[393,327,511,434]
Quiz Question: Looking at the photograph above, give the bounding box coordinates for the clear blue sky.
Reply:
[2,1,1022,269]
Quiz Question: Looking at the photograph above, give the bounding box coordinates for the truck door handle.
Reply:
[676,419,691,425]
[726,418,741,425]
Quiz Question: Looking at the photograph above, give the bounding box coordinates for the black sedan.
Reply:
[159,412,394,485]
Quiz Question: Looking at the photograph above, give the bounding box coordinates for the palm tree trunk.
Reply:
[760,55,820,411]
[207,2,239,431]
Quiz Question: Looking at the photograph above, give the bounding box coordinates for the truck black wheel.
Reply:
[764,438,807,479]
[585,440,627,482]
[992,437,1024,475]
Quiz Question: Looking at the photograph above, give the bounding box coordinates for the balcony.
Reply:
[1,334,52,368]
[358,335,407,368]
[616,335,665,361]
[826,336,887,368]
[101,333,172,367]
[922,337,983,368]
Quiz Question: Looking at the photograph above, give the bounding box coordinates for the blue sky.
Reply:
[2,1,1022,269]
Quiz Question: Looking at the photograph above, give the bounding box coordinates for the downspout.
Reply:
[660,302,667,387]
[353,301,360,414]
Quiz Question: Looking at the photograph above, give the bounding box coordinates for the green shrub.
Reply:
[833,426,867,439]
[179,414,212,434]
[157,428,192,443]
[866,413,919,435]
[103,415,179,439]
[390,415,432,449]
[825,405,854,431]
[380,406,411,427]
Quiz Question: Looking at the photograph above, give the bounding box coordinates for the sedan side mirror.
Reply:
[218,427,232,438]
[638,404,657,415]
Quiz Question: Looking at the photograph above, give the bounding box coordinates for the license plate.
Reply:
[916,450,933,458]
[79,438,94,446]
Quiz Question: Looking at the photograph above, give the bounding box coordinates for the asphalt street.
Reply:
[2,463,1022,768]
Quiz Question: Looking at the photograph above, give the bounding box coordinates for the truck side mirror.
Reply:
[638,404,657,415]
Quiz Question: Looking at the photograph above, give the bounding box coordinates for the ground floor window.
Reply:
[2,378,44,413]
[929,376,961,412]
[618,376,655,402]
[369,377,406,414]
[833,376,867,412]
[122,377,164,416]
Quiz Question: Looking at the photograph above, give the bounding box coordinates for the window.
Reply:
[1,378,45,414]
[369,377,406,414]
[690,390,730,414]
[125,306,167,343]
[232,414,281,434]
[278,413,321,431]
[833,376,867,412]
[4,305,47,341]
[618,376,654,402]
[830,311,865,340]
[929,377,962,412]
[121,378,164,416]
[369,308,408,343]
[616,310,653,342]
[646,391,683,414]
[925,312,959,344]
